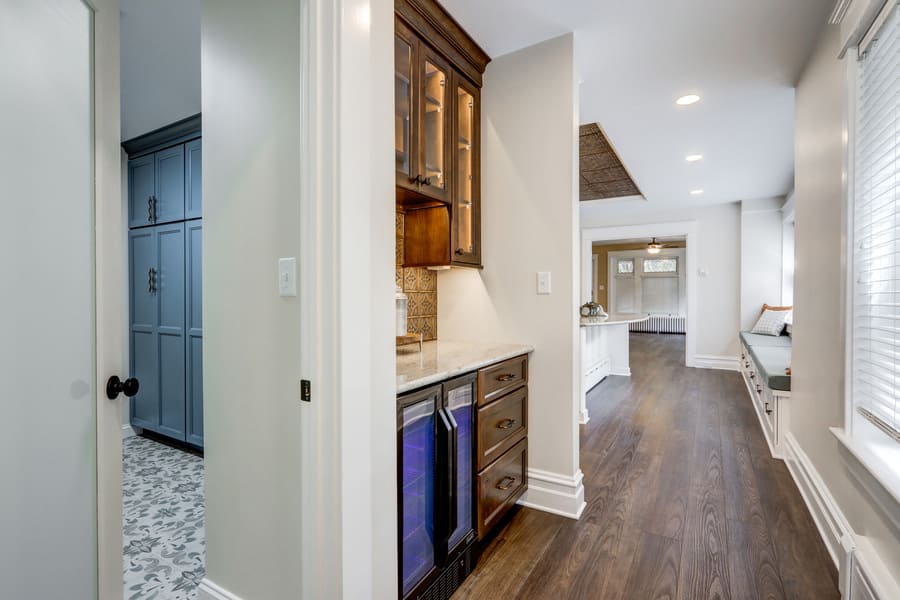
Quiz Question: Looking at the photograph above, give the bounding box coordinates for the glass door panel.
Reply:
[446,379,475,550]
[400,395,436,596]
[421,56,447,195]
[395,33,414,182]
[455,86,475,258]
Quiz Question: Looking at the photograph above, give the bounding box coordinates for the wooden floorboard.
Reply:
[452,334,839,600]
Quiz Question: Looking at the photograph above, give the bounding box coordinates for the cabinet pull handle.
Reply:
[455,248,465,255]
[496,373,516,382]
[148,268,153,293]
[749,372,756,379]
[756,385,762,393]
[422,176,433,186]
[147,197,153,222]
[410,174,422,185]
[152,196,158,222]
[496,476,517,491]
[765,402,772,415]
[497,418,517,430]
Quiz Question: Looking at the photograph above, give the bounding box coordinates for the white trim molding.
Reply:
[198,579,245,600]
[122,425,137,439]
[518,468,586,519]
[832,427,900,534]
[782,432,854,566]
[693,355,740,371]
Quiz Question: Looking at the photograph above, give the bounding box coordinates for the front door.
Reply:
[0,1,122,598]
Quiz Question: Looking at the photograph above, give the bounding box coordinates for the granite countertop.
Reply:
[580,313,650,327]
[397,340,534,394]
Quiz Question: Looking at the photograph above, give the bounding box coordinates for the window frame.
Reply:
[641,256,679,276]
[615,258,635,277]
[840,0,900,515]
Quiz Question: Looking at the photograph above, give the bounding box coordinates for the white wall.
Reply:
[740,197,784,330]
[201,0,396,598]
[438,34,583,513]
[791,22,900,581]
[581,201,741,359]
[201,3,303,597]
[121,0,200,140]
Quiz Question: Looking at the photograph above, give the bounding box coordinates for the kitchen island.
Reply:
[580,313,649,423]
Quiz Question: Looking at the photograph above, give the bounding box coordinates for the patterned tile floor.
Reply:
[123,435,205,600]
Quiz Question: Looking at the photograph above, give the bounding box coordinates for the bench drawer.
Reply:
[478,355,528,406]
[477,386,527,470]
[477,438,527,539]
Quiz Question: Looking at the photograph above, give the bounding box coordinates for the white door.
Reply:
[0,1,122,598]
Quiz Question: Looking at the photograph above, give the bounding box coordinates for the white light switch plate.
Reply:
[537,271,552,295]
[278,257,297,297]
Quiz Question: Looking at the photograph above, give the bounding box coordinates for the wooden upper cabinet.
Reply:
[395,0,490,267]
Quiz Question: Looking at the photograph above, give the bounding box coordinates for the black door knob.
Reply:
[106,376,139,400]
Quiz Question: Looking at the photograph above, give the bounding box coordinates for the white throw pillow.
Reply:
[752,309,789,336]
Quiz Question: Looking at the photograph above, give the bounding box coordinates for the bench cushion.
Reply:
[740,331,792,391]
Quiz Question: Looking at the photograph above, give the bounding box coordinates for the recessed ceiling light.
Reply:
[690,189,704,195]
[676,94,701,106]
[685,154,703,162]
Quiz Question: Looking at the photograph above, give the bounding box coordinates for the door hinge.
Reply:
[300,379,311,403]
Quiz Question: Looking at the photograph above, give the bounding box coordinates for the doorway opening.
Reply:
[119,2,205,598]
[579,222,698,424]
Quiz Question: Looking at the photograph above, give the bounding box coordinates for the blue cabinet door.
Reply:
[184,139,202,219]
[128,154,155,228]
[156,223,186,441]
[154,145,186,225]
[186,221,203,446]
[129,223,187,441]
[129,228,159,430]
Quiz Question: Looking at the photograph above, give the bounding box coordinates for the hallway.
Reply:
[454,334,839,599]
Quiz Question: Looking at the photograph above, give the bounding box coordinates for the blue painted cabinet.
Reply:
[127,128,202,447]
[185,221,203,446]
[128,139,200,227]
[129,223,187,441]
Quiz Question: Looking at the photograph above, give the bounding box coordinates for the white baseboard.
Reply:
[579,408,590,425]
[693,354,739,371]
[198,579,244,600]
[518,467,585,519]
[782,432,853,569]
[122,424,137,439]
[610,367,631,377]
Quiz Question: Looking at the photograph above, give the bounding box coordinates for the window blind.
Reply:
[852,0,900,442]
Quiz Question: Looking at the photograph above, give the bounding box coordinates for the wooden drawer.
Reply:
[477,438,527,539]
[477,386,527,471]
[478,355,528,406]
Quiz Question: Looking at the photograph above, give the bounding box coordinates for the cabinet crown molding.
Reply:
[396,0,490,86]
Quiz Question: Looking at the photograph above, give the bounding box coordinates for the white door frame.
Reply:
[582,221,698,367]
[91,0,125,597]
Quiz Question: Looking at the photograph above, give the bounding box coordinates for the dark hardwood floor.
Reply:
[454,334,839,600]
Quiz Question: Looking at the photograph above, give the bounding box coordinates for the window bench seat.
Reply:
[739,331,792,459]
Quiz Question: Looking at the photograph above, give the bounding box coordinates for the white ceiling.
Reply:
[440,0,834,208]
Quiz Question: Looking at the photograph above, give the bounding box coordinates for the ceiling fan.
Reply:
[646,237,674,254]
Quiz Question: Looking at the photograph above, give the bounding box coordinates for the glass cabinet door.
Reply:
[445,377,475,551]
[453,78,480,265]
[420,52,448,199]
[394,28,415,189]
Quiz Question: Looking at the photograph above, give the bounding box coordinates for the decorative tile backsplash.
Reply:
[396,212,437,341]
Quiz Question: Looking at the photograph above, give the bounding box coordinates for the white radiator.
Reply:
[629,314,686,334]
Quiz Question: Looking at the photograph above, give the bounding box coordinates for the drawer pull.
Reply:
[756,385,762,393]
[497,418,517,430]
[765,402,772,415]
[496,373,517,382]
[496,476,517,491]
[749,372,756,379]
